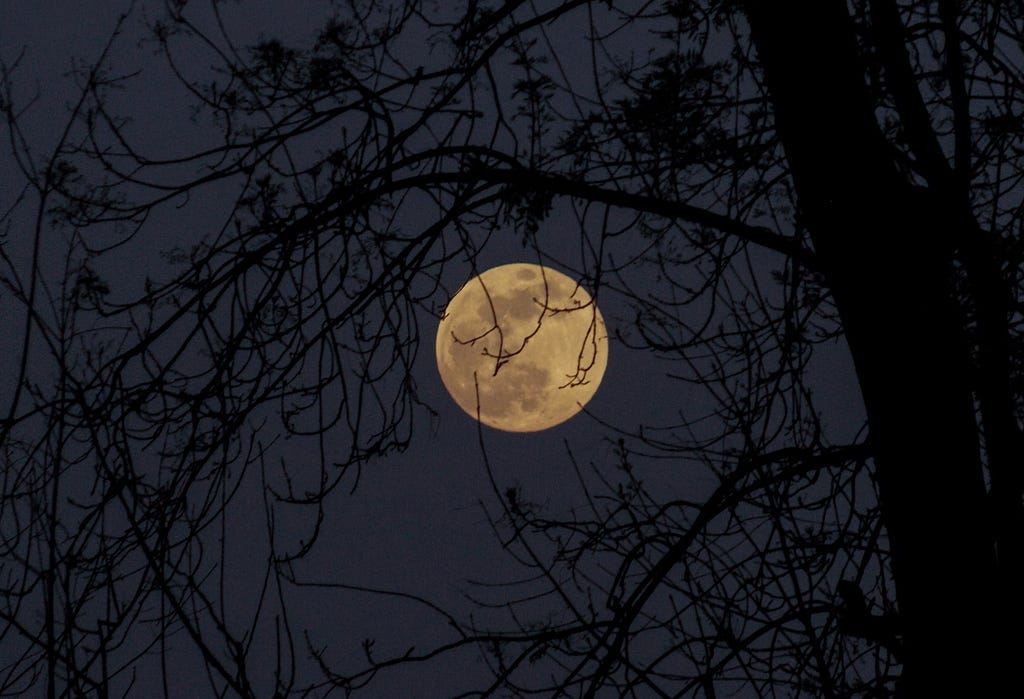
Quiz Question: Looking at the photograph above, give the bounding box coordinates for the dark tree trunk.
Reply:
[743,1,1014,694]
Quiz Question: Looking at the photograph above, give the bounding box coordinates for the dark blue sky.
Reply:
[0,2,867,696]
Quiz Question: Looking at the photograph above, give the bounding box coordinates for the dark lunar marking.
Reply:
[475,297,498,324]
[506,292,539,320]
[519,396,540,413]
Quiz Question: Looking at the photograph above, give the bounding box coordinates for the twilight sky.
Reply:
[0,2,867,696]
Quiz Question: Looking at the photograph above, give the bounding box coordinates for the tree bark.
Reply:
[743,1,1008,694]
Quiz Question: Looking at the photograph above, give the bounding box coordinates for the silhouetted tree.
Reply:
[1,1,1020,696]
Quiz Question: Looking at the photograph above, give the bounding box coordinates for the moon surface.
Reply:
[435,263,608,432]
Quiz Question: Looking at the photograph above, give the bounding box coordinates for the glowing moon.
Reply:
[435,263,608,432]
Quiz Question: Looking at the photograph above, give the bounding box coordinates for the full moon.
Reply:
[435,263,608,432]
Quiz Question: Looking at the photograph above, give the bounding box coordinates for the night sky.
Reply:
[0,2,871,696]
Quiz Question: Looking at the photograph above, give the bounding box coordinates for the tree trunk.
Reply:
[743,1,1009,694]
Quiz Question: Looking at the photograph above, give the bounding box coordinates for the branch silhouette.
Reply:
[0,1,1021,696]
